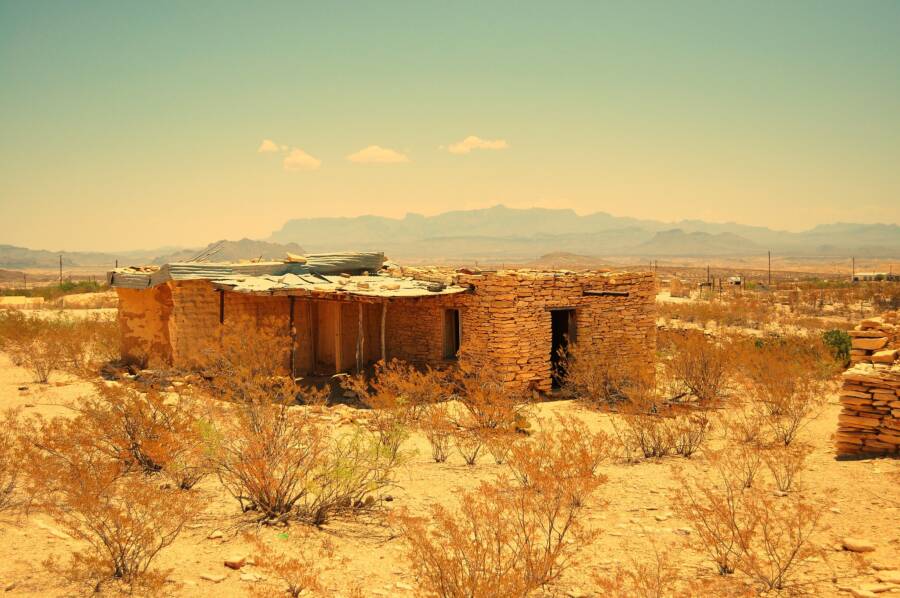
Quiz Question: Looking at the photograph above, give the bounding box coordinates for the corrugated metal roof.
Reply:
[108,252,386,289]
[210,273,469,299]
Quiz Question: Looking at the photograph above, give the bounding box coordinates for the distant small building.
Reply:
[852,272,898,282]
[108,253,657,395]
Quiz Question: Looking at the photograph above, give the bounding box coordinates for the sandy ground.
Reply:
[0,350,898,597]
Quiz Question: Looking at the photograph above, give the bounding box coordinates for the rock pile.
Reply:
[836,312,900,457]
[849,313,899,365]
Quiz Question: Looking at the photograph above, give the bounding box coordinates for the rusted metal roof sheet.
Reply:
[108,252,386,289]
[210,273,469,299]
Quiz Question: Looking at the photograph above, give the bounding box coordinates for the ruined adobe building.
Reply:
[108,253,656,394]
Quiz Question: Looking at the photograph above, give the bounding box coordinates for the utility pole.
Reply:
[59,255,63,287]
[767,251,771,287]
[23,273,26,289]
[852,256,856,282]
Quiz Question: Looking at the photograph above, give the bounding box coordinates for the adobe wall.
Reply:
[115,286,173,367]
[455,270,657,395]
[836,312,900,457]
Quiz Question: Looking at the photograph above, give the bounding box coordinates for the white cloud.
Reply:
[447,135,509,155]
[257,139,280,153]
[283,148,322,171]
[346,145,409,164]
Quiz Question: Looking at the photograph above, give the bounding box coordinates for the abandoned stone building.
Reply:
[108,253,656,394]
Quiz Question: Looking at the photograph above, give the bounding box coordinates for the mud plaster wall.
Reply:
[115,286,173,367]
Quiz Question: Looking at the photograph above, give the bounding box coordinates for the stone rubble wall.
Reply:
[836,311,900,457]
[453,270,657,395]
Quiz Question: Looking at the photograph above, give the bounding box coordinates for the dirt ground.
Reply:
[0,351,898,597]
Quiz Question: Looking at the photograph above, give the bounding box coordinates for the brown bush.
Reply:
[209,392,399,526]
[507,415,608,505]
[452,358,529,433]
[673,463,753,576]
[733,492,826,592]
[420,403,453,463]
[247,531,334,597]
[671,408,712,458]
[761,442,812,493]
[593,537,681,598]
[453,429,484,466]
[207,394,327,524]
[22,412,201,592]
[561,343,649,407]
[78,382,210,489]
[0,409,22,513]
[611,395,676,460]
[484,428,518,465]
[396,472,598,598]
[660,330,735,404]
[299,427,400,526]
[675,446,826,591]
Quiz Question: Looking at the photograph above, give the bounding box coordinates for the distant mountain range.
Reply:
[151,239,305,265]
[269,205,900,260]
[0,239,304,270]
[2,206,898,270]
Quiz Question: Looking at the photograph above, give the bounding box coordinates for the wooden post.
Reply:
[356,302,364,373]
[289,296,296,378]
[334,303,343,373]
[309,302,318,374]
[380,301,387,363]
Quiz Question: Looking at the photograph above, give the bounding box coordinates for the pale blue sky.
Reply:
[1,1,899,250]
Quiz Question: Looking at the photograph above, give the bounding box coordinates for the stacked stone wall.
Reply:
[455,270,657,394]
[836,311,900,457]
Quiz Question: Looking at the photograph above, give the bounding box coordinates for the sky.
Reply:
[1,1,899,251]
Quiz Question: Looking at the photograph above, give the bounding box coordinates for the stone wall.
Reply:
[835,312,900,457]
[453,270,657,395]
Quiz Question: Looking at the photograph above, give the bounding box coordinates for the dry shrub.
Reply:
[507,415,608,505]
[675,451,826,592]
[397,474,598,598]
[454,429,484,466]
[207,395,326,524]
[209,395,398,526]
[660,330,735,404]
[741,337,831,446]
[22,412,201,592]
[78,382,211,489]
[484,429,518,465]
[611,393,676,460]
[710,444,764,490]
[300,427,400,526]
[725,401,768,445]
[247,531,334,597]
[420,403,453,463]
[341,361,435,465]
[0,312,119,382]
[452,358,529,433]
[733,492,826,592]
[561,343,648,407]
[594,537,681,598]
[671,408,712,458]
[762,442,812,493]
[0,409,22,513]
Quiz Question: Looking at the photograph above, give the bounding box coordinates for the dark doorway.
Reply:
[551,309,576,388]
[443,309,461,359]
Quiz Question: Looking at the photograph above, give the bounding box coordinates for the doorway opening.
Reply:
[550,309,576,388]
[443,309,461,360]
